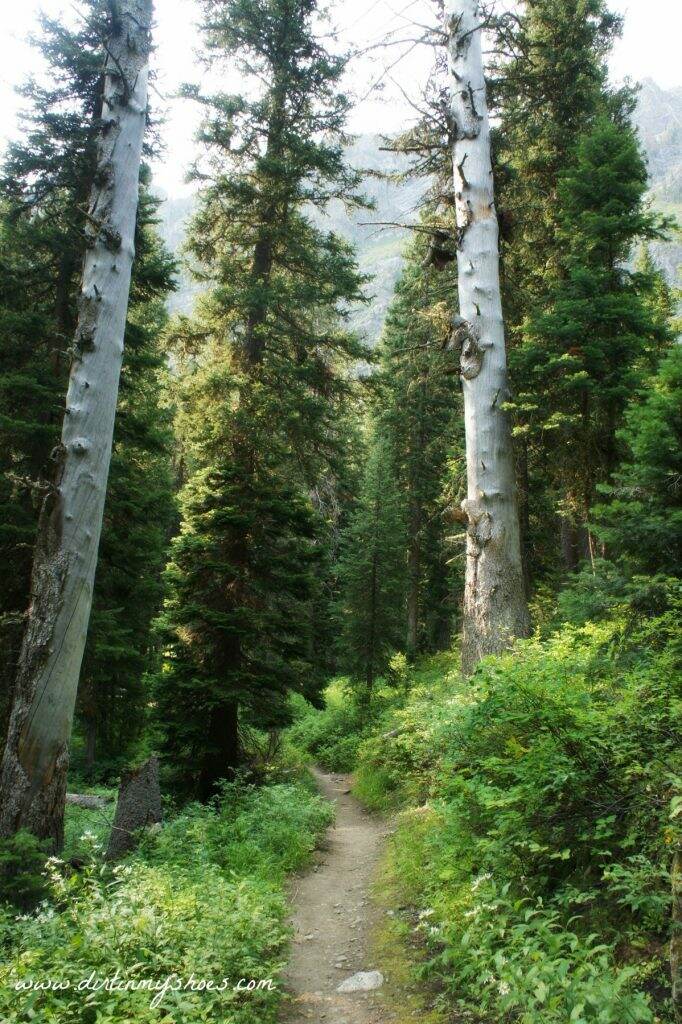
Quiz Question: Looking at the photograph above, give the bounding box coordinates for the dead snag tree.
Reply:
[444,0,530,674]
[0,0,153,848]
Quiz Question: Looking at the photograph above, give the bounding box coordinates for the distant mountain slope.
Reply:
[633,79,682,284]
[158,82,681,344]
[157,136,423,343]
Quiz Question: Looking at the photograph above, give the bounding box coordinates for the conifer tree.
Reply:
[156,0,367,797]
[335,435,406,695]
[156,347,320,799]
[491,0,627,319]
[489,0,630,577]
[592,344,682,576]
[376,231,461,655]
[510,119,672,563]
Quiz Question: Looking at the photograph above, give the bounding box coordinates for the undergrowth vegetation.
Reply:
[288,579,682,1023]
[0,778,333,1023]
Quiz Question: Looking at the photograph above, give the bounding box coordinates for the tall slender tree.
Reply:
[156,0,367,798]
[444,0,530,673]
[0,0,154,847]
[376,230,461,655]
[335,434,406,695]
[489,0,629,576]
[510,119,672,563]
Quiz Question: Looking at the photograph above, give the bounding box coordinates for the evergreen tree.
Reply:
[592,344,682,575]
[0,7,175,771]
[376,231,462,655]
[509,119,672,563]
[335,435,406,695]
[491,0,627,320]
[156,349,320,800]
[489,0,629,580]
[156,0,367,797]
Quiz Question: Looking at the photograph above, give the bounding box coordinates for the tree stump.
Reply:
[106,756,162,861]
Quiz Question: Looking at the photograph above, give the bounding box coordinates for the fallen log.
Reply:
[65,793,113,810]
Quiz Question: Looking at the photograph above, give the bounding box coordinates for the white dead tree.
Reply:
[444,0,530,674]
[0,0,153,847]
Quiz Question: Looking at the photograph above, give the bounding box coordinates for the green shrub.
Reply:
[0,853,286,1024]
[1,778,333,1024]
[62,788,116,863]
[286,680,371,771]
[0,831,49,911]
[353,588,681,1022]
[140,779,334,879]
[429,877,656,1023]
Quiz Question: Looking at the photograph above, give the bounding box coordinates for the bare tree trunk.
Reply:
[406,506,420,658]
[0,0,153,848]
[445,0,530,675]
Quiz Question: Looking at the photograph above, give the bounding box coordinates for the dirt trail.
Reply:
[279,768,394,1024]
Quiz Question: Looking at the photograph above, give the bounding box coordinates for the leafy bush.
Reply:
[141,779,334,879]
[1,779,332,1023]
[62,788,116,863]
[287,655,461,779]
[351,587,681,1022]
[286,681,371,771]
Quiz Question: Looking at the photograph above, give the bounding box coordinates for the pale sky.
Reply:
[0,0,680,196]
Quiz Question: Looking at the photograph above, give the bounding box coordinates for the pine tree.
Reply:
[376,230,462,655]
[491,0,627,319]
[156,0,367,797]
[510,119,672,564]
[489,0,630,579]
[335,435,406,696]
[155,348,320,800]
[592,344,682,576]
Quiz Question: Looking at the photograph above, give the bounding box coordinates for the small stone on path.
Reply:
[336,970,384,993]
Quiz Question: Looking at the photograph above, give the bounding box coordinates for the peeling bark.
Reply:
[445,0,530,675]
[0,0,153,848]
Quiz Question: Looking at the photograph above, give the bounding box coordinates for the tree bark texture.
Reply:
[445,0,530,675]
[0,0,153,848]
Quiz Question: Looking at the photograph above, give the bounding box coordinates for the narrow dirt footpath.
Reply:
[279,768,394,1024]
